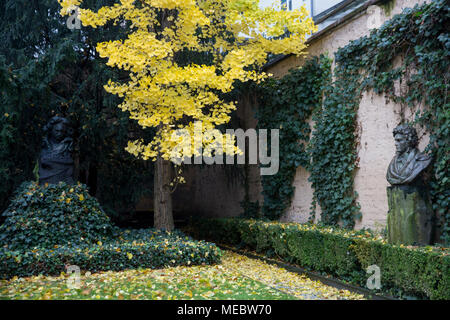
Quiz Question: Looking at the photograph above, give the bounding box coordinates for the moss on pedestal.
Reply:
[387,185,434,245]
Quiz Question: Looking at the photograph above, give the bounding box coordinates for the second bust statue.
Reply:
[386,124,432,185]
[38,116,74,185]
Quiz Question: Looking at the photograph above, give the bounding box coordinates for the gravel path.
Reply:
[222,251,365,300]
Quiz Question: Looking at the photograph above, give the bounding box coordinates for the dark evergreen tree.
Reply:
[0,0,154,219]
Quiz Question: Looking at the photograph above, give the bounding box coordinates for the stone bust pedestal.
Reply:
[386,124,434,245]
[386,184,433,245]
[38,116,74,185]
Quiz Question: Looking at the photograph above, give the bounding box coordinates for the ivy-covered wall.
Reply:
[135,0,448,245]
[243,0,448,243]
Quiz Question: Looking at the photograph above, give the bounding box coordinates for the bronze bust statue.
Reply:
[38,116,74,185]
[386,124,432,185]
[386,124,434,245]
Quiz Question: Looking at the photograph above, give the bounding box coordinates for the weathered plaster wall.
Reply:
[178,165,245,218]
[269,0,429,230]
[135,164,246,219]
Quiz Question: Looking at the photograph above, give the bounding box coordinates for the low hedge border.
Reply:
[0,229,222,279]
[187,218,449,300]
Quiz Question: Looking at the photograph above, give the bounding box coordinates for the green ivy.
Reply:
[308,48,364,228]
[254,55,332,220]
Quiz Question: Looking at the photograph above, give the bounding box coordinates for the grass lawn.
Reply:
[0,251,364,300]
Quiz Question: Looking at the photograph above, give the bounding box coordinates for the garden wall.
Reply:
[265,0,430,231]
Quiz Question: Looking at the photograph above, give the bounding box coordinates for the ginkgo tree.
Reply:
[58,0,316,230]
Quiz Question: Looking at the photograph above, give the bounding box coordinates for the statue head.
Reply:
[392,124,418,155]
[43,116,73,144]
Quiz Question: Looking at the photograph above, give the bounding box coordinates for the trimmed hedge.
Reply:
[0,229,222,279]
[188,218,449,300]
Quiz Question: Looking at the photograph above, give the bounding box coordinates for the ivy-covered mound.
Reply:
[0,182,222,279]
[0,182,116,250]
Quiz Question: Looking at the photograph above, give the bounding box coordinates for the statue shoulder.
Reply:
[414,149,432,165]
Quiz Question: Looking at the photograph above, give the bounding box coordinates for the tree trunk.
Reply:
[154,155,174,230]
[153,11,176,231]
